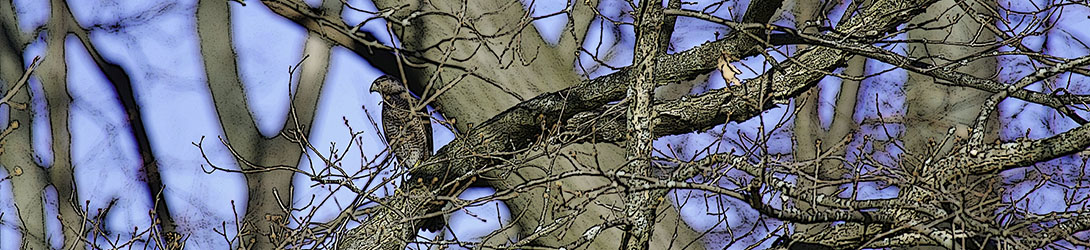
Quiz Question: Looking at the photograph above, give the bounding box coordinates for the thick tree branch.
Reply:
[417,0,788,181]
[259,0,428,89]
[940,121,1090,175]
[762,27,1090,124]
[0,24,50,247]
[620,2,665,249]
[40,1,85,248]
[338,0,785,248]
[574,0,938,144]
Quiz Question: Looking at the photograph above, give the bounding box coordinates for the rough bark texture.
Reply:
[621,2,666,249]
[332,0,782,247]
[7,0,1090,249]
[337,184,435,249]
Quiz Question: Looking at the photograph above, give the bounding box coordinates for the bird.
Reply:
[370,75,433,170]
[369,75,444,233]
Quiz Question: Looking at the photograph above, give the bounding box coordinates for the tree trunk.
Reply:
[197,0,333,248]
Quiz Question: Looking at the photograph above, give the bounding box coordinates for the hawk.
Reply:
[369,75,444,232]
[370,75,433,169]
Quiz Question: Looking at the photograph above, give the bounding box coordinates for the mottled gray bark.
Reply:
[226,0,1090,248]
[620,2,665,249]
[7,0,1089,249]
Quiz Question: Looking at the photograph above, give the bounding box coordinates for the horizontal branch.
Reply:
[337,1,784,247]
[939,121,1090,175]
[417,0,789,180]
[668,8,1090,125]
[569,0,939,144]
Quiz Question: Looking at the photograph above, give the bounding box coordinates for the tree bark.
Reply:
[0,6,49,247]
[620,2,666,249]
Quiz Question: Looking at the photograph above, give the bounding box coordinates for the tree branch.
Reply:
[620,2,665,248]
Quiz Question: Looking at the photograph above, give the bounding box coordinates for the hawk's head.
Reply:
[369,75,407,96]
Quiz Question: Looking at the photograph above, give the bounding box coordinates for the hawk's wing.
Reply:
[372,76,441,232]
[380,88,433,168]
